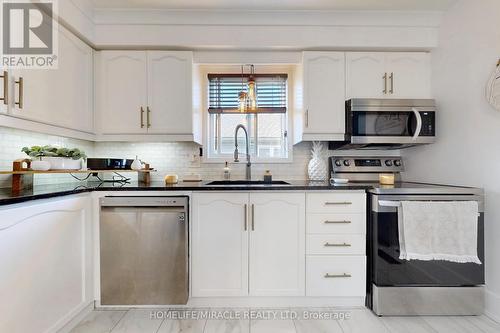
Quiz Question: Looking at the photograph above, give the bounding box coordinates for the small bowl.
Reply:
[331,178,349,184]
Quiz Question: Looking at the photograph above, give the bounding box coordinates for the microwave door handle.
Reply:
[411,107,423,141]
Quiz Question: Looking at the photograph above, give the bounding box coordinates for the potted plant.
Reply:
[21,145,87,170]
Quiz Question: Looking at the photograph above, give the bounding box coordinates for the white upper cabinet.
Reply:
[249,193,305,296]
[297,52,346,143]
[385,53,432,98]
[191,193,249,297]
[8,26,94,133]
[96,50,200,142]
[346,52,386,99]
[147,51,193,135]
[96,51,148,134]
[346,52,432,99]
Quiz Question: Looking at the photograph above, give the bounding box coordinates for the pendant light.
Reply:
[238,65,247,113]
[247,65,257,111]
[238,64,258,113]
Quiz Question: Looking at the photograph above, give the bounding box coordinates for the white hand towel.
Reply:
[398,201,481,264]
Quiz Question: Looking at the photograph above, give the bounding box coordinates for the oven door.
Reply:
[369,194,484,287]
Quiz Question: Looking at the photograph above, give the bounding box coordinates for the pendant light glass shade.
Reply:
[238,91,247,112]
[247,75,257,111]
[237,64,258,113]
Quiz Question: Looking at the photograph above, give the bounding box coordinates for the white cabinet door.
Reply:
[0,195,93,333]
[346,52,432,99]
[249,193,305,296]
[97,51,148,134]
[9,26,94,133]
[346,52,386,99]
[386,53,432,98]
[147,51,193,134]
[191,193,249,297]
[303,52,346,137]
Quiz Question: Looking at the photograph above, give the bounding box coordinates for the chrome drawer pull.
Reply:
[324,220,351,224]
[324,202,352,205]
[324,242,351,247]
[324,273,351,278]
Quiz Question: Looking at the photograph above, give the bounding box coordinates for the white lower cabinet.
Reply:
[191,192,305,297]
[305,192,367,298]
[191,193,249,297]
[249,193,305,296]
[306,256,366,297]
[0,195,93,333]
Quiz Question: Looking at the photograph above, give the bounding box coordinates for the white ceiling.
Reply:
[91,0,456,11]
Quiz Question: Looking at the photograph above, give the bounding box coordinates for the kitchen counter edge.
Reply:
[0,181,373,206]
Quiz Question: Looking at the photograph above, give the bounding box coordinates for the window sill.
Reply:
[202,157,294,164]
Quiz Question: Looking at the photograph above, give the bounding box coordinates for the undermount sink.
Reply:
[206,180,291,186]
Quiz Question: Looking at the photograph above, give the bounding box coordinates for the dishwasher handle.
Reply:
[100,196,188,208]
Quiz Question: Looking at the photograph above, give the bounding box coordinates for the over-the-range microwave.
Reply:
[332,98,436,150]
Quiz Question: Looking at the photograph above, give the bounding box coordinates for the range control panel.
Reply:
[330,156,404,173]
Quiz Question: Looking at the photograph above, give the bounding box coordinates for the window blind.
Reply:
[208,74,287,114]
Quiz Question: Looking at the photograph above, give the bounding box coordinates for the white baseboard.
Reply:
[55,301,94,333]
[485,289,500,323]
[95,297,365,309]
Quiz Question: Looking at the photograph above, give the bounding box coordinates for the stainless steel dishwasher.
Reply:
[99,196,188,305]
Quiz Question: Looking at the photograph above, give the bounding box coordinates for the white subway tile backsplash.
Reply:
[0,127,323,188]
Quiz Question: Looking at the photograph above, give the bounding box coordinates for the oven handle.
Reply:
[411,107,423,141]
[378,200,401,207]
[376,198,484,213]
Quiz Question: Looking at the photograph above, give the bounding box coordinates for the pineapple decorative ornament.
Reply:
[308,141,327,181]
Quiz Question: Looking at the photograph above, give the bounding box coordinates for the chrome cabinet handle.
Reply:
[389,72,394,94]
[146,106,151,128]
[324,242,351,247]
[325,201,352,205]
[244,204,248,231]
[140,107,145,128]
[15,77,23,109]
[383,73,388,94]
[305,109,309,128]
[324,273,351,278]
[324,220,351,224]
[0,71,8,105]
[251,204,255,231]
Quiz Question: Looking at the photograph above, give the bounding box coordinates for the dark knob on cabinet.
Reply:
[343,160,351,167]
[394,160,402,167]
[385,160,393,167]
[334,160,342,167]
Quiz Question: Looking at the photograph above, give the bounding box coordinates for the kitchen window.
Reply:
[207,73,289,161]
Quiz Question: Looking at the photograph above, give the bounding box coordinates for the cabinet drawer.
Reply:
[307,193,366,213]
[306,234,365,255]
[306,256,366,297]
[307,213,365,234]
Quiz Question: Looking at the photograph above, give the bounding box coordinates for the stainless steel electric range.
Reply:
[330,156,485,316]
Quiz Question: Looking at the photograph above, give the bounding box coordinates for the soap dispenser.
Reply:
[223,161,231,180]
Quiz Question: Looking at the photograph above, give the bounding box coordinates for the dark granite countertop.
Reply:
[0,180,373,206]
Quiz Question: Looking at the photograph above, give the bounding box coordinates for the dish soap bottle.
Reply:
[223,161,231,180]
[264,170,272,184]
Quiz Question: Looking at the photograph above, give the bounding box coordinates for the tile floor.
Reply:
[69,308,500,333]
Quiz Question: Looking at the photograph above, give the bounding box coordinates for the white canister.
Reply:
[42,157,82,170]
[30,160,51,171]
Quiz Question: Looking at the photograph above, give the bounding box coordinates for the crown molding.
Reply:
[93,9,443,27]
